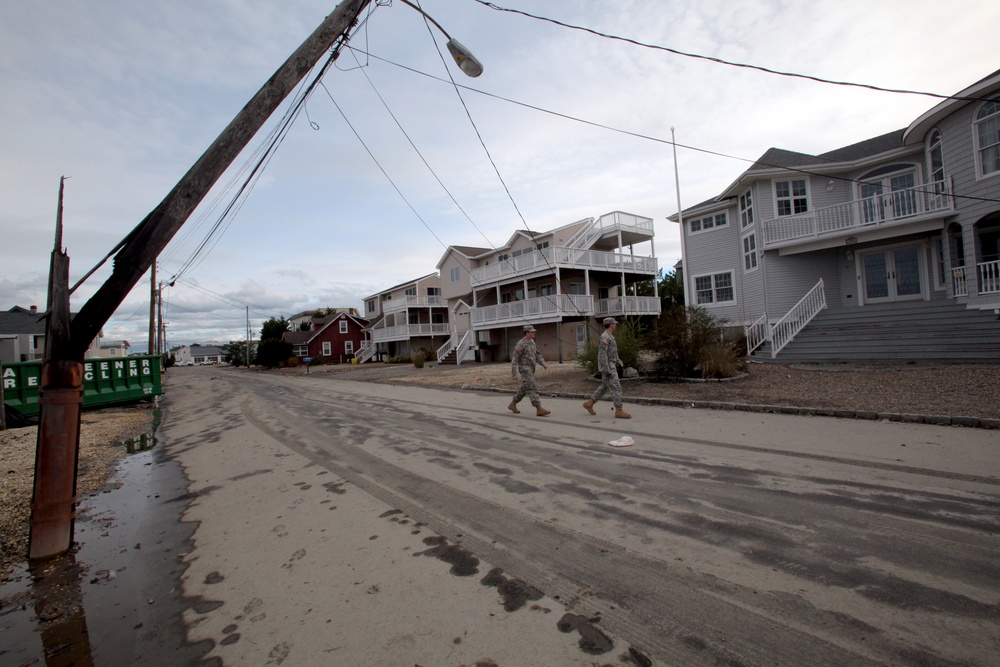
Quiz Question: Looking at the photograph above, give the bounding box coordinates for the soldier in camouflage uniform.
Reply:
[583,317,631,419]
[508,324,551,416]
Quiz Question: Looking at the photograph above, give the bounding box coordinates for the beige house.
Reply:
[434,211,660,365]
[358,273,448,362]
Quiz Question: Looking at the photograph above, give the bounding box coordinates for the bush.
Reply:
[413,353,426,368]
[698,342,746,379]
[387,355,411,364]
[286,357,302,367]
[652,306,744,380]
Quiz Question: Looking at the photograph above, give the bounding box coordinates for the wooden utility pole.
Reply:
[29,0,372,560]
[148,263,156,355]
[29,177,81,559]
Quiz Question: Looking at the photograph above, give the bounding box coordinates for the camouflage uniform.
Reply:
[590,329,623,407]
[511,336,546,408]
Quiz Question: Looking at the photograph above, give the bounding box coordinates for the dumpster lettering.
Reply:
[3,366,39,390]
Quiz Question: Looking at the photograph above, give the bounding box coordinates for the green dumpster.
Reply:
[2,355,164,417]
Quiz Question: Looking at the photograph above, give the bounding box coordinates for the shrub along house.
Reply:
[671,70,1000,363]
[282,311,368,363]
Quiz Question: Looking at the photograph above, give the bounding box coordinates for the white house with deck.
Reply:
[434,211,661,365]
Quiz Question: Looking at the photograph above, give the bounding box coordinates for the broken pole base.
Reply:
[28,360,84,560]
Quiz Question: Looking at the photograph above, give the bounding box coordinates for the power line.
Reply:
[470,0,996,104]
[351,49,1000,208]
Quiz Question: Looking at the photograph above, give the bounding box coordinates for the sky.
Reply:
[1,0,997,350]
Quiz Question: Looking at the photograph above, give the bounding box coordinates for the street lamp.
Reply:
[397,0,484,77]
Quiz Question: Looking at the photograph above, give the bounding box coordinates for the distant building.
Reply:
[0,305,102,364]
[173,344,225,365]
[95,340,130,358]
[288,308,361,332]
[282,312,368,363]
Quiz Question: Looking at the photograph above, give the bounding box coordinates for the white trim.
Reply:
[973,96,1000,181]
[741,230,760,274]
[692,270,736,306]
[688,211,729,235]
[772,177,811,217]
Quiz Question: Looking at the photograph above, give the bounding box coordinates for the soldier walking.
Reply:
[509,324,550,416]
[583,317,631,419]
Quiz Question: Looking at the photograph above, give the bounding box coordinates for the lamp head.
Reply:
[446,39,483,77]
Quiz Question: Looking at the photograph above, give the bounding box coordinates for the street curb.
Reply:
[462,385,999,430]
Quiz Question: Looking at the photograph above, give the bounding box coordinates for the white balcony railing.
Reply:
[979,260,1000,295]
[469,246,657,285]
[762,179,954,247]
[595,296,661,317]
[381,295,443,315]
[566,211,655,250]
[371,323,449,343]
[472,294,594,326]
[952,266,969,297]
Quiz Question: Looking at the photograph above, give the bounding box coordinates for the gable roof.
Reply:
[0,306,47,335]
[435,244,493,270]
[369,273,439,298]
[816,129,905,162]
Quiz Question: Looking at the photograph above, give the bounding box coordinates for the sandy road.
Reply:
[170,368,999,666]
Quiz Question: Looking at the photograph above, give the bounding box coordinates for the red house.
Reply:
[282,312,368,363]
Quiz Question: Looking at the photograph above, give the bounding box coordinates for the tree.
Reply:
[223,340,252,366]
[260,316,291,342]
[256,339,293,368]
[631,268,684,306]
[659,268,685,307]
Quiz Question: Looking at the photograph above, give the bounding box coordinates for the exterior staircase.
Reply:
[752,299,1000,363]
[437,348,460,365]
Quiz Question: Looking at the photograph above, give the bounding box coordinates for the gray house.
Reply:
[0,305,103,364]
[671,70,1000,362]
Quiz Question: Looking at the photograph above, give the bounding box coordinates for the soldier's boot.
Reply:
[535,405,551,417]
[508,400,520,414]
[582,400,596,415]
[614,405,632,419]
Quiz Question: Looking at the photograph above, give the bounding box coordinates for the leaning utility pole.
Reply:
[29,0,372,560]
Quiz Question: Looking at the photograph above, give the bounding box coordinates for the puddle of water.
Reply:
[0,426,216,666]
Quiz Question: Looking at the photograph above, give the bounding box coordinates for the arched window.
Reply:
[926,129,944,185]
[974,97,1000,177]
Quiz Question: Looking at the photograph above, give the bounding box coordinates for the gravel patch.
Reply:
[0,404,156,581]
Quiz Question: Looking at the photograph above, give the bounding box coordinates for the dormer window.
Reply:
[975,97,1000,178]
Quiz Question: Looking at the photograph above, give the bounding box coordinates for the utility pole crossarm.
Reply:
[68,0,372,357]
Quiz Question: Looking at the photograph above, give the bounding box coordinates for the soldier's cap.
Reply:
[603,317,619,326]
[523,324,536,332]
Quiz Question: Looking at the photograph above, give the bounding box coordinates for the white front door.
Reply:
[861,245,924,303]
